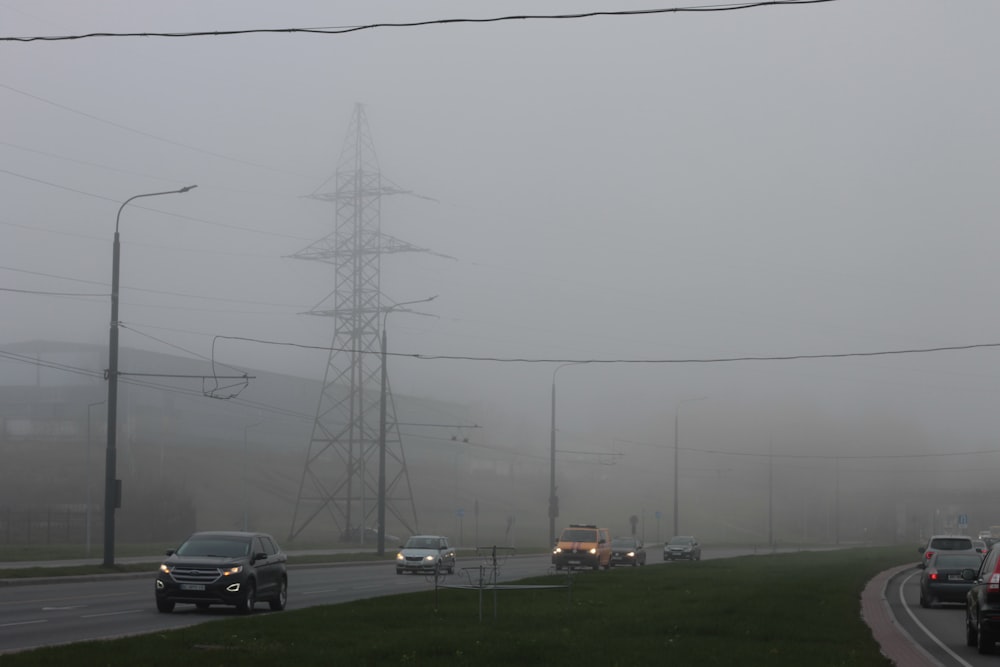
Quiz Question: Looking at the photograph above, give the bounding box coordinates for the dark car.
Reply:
[609,536,646,567]
[155,531,287,614]
[964,542,1000,654]
[919,551,982,608]
[918,534,975,568]
[664,535,701,561]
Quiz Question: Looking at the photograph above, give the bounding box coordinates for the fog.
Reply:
[3,1,1000,547]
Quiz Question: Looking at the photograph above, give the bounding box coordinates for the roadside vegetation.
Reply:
[1,545,910,666]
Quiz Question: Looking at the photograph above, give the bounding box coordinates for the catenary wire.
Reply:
[0,1,839,43]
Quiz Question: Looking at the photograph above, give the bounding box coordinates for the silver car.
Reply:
[395,535,456,575]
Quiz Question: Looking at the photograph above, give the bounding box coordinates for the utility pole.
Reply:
[289,104,433,545]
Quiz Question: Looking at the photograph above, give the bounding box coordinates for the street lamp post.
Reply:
[549,362,585,548]
[104,185,196,568]
[377,295,437,556]
[673,396,707,538]
[86,400,105,556]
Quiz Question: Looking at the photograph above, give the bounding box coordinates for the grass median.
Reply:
[3,545,910,666]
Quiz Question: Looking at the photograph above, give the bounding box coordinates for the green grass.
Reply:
[1,546,911,666]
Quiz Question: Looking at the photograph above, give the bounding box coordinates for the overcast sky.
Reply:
[4,0,1000,469]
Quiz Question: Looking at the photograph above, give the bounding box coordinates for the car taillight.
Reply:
[929,572,939,581]
[990,572,1000,592]
[925,551,934,560]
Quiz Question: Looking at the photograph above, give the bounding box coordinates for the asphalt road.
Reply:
[0,544,828,655]
[887,563,994,667]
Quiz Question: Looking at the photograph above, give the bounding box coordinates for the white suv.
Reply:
[396,535,456,575]
[918,534,975,569]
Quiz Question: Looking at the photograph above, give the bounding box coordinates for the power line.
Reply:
[685,444,1000,461]
[213,334,1000,366]
[1,1,839,42]
[0,83,312,178]
[0,167,312,240]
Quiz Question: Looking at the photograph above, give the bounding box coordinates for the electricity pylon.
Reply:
[288,103,425,545]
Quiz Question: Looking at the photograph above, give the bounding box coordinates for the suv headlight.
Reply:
[159,564,171,574]
[221,565,243,577]
[553,547,562,555]
[396,553,404,561]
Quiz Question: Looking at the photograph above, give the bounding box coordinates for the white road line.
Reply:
[80,609,143,619]
[0,619,47,628]
[898,570,973,667]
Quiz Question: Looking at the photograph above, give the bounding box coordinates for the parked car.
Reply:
[609,536,646,567]
[964,543,1000,654]
[918,535,975,568]
[664,535,701,561]
[974,540,989,554]
[551,524,611,571]
[395,535,456,574]
[919,551,983,608]
[154,531,287,614]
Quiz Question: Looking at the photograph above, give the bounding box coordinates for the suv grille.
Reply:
[169,566,223,584]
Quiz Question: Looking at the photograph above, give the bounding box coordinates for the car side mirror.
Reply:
[165,549,175,556]
[252,551,267,563]
[918,546,926,554]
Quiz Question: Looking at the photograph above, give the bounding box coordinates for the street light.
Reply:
[377,295,437,556]
[673,396,707,538]
[549,362,586,548]
[104,185,196,568]
[86,399,105,556]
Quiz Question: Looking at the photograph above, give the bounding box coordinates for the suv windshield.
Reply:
[668,537,693,546]
[561,529,597,542]
[611,538,636,548]
[177,537,250,558]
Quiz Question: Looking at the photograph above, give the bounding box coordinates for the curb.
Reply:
[860,564,940,667]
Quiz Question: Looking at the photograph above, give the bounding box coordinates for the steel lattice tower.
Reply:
[288,103,422,544]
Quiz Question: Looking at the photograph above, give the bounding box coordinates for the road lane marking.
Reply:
[898,570,973,667]
[41,606,84,611]
[0,619,47,628]
[80,609,144,619]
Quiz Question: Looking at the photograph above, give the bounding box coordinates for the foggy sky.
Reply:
[4,0,1000,481]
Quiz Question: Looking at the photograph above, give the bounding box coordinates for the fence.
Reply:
[0,506,95,547]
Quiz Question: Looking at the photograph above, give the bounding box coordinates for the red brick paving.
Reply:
[861,564,941,666]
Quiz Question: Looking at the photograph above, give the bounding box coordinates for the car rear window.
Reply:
[934,553,982,568]
[930,538,973,551]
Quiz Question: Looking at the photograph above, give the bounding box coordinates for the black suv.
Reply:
[965,542,1000,654]
[155,531,287,614]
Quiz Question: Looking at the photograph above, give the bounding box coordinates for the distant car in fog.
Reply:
[918,535,975,569]
[395,535,456,575]
[664,535,701,561]
[920,551,983,608]
[609,536,646,567]
[974,539,988,554]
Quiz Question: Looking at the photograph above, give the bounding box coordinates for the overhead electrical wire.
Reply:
[0,1,839,43]
[212,334,1000,366]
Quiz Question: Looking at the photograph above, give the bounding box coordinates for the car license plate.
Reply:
[568,560,580,565]
[181,583,206,591]
[948,574,963,581]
